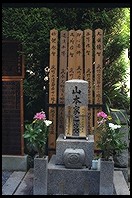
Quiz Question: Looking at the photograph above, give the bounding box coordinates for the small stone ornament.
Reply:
[63,148,85,169]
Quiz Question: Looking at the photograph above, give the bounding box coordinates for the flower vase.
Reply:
[92,159,98,170]
[99,158,114,195]
[33,155,48,195]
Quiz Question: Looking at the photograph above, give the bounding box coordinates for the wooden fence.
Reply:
[48,29,103,156]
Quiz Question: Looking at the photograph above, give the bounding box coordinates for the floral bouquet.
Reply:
[95,111,127,161]
[23,111,52,158]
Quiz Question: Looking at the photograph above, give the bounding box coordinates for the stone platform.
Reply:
[48,155,100,195]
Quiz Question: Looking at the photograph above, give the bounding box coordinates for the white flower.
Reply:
[44,120,52,126]
[26,69,35,76]
[44,67,50,73]
[109,122,121,130]
[43,86,46,90]
[44,76,48,81]
[108,123,114,128]
[114,124,121,129]
[28,53,33,57]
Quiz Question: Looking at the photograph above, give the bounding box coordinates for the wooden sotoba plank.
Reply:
[94,28,103,148]
[58,30,68,137]
[75,30,83,79]
[48,29,58,150]
[84,29,93,134]
[68,30,76,80]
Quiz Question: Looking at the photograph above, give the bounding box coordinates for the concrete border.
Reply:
[2,155,28,171]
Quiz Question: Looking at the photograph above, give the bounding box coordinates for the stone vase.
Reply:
[92,159,98,170]
[99,158,114,195]
[33,155,48,195]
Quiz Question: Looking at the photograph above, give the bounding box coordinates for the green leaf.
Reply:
[23,134,31,138]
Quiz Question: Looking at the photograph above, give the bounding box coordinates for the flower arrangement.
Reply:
[23,111,52,158]
[95,111,127,161]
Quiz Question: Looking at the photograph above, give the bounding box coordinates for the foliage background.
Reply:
[2,5,130,121]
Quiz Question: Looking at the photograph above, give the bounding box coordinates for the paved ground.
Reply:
[2,168,130,195]
[2,171,13,186]
[2,169,33,195]
[2,152,130,195]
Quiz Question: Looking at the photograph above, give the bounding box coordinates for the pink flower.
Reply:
[97,111,108,119]
[34,111,46,120]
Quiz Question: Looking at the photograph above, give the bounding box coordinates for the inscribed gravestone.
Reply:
[65,79,88,137]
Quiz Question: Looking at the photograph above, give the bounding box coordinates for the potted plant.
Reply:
[94,111,127,195]
[23,110,52,195]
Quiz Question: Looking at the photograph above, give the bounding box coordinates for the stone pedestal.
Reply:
[55,134,94,168]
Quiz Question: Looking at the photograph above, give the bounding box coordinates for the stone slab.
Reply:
[2,171,26,195]
[2,155,28,171]
[114,167,128,184]
[2,171,13,186]
[47,155,100,195]
[113,171,130,195]
[55,134,94,168]
[14,168,34,195]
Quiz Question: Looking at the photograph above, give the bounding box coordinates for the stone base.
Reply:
[2,155,28,171]
[47,155,100,195]
[114,167,128,184]
[55,134,94,168]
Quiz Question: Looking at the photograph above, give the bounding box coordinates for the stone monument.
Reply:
[47,79,96,195]
[55,80,94,169]
[33,79,129,195]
